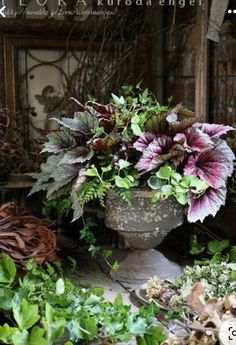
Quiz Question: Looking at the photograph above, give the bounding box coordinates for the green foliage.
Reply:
[115,188,132,205]
[78,178,111,207]
[207,239,229,255]
[42,198,71,218]
[148,164,208,206]
[0,254,16,285]
[0,254,166,345]
[165,307,187,321]
[189,235,205,255]
[189,235,234,264]
[13,298,40,330]
[29,86,172,222]
[175,262,236,299]
[230,246,236,262]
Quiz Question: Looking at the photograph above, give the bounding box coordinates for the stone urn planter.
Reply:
[105,189,184,284]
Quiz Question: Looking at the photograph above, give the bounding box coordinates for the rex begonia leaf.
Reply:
[135,135,173,174]
[28,154,64,196]
[144,112,168,133]
[46,164,81,199]
[51,164,80,184]
[90,134,120,151]
[184,141,235,188]
[71,192,83,222]
[194,123,235,138]
[42,130,76,153]
[72,168,87,193]
[87,102,118,132]
[47,182,73,201]
[133,132,156,152]
[187,186,227,223]
[174,127,213,152]
[53,111,99,135]
[59,147,94,165]
[167,104,199,132]
[152,143,186,169]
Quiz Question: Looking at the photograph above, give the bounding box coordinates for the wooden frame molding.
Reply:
[3,34,88,115]
[195,0,210,122]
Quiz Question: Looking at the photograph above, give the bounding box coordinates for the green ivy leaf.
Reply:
[230,246,236,263]
[148,176,166,190]
[12,330,28,345]
[44,303,66,342]
[161,185,172,195]
[70,316,97,341]
[86,166,98,177]
[101,165,112,173]
[103,249,112,258]
[175,193,188,206]
[190,178,209,193]
[13,298,40,330]
[112,261,120,271]
[92,127,105,138]
[189,235,205,255]
[111,93,125,106]
[156,166,173,180]
[171,172,182,182]
[128,317,147,336]
[118,159,131,170]
[0,324,19,344]
[0,287,13,310]
[88,245,101,257]
[145,325,167,342]
[0,254,16,284]
[207,240,230,255]
[114,293,123,307]
[151,192,161,203]
[180,175,192,187]
[131,123,142,136]
[56,278,65,295]
[115,176,132,189]
[28,327,49,345]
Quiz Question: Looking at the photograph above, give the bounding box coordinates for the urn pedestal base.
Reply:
[111,249,182,284]
[105,189,184,284]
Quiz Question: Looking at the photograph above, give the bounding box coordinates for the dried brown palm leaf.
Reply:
[0,202,58,266]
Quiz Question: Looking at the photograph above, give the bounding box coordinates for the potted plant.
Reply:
[30,85,235,283]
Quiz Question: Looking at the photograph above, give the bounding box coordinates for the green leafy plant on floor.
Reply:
[0,254,167,345]
[189,235,236,264]
[174,261,236,300]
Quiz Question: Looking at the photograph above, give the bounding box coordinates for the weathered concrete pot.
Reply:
[105,189,184,284]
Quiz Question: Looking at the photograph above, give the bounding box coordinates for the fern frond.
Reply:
[115,188,132,205]
[97,182,111,207]
[78,178,111,207]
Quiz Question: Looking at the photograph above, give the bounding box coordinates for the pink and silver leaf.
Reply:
[184,141,235,188]
[194,123,235,138]
[133,132,156,152]
[187,186,227,223]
